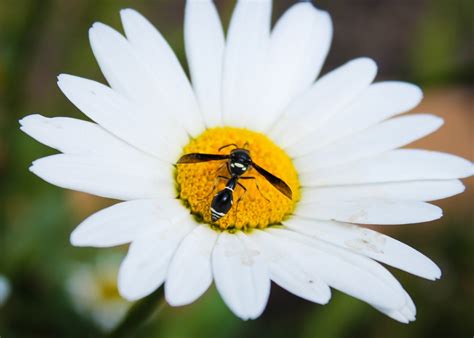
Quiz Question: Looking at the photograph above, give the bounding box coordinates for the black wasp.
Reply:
[177,144,292,223]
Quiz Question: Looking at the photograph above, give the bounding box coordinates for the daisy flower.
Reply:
[66,255,130,331]
[20,0,472,322]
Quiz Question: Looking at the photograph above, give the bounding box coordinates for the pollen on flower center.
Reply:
[176,127,300,230]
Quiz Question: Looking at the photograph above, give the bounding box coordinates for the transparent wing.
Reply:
[252,162,292,199]
[177,153,229,164]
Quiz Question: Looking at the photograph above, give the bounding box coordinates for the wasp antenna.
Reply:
[218,143,238,152]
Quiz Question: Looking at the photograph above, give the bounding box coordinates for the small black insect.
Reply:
[177,144,292,223]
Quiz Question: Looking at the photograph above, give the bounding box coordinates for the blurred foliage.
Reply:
[0,0,472,337]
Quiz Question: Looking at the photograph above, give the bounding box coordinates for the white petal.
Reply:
[284,216,441,280]
[165,225,218,306]
[57,74,185,163]
[184,0,225,127]
[301,180,465,203]
[295,114,443,171]
[222,0,271,128]
[295,199,442,225]
[118,217,196,301]
[120,9,205,137]
[251,3,332,132]
[266,228,406,309]
[249,230,331,304]
[301,149,474,186]
[89,21,151,103]
[271,58,377,151]
[30,154,173,200]
[89,21,195,139]
[292,82,423,152]
[71,198,187,248]
[19,114,153,160]
[212,232,270,320]
[373,289,416,323]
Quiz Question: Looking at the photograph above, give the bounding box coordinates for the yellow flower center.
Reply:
[176,127,300,230]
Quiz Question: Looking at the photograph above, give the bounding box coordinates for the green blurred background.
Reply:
[0,0,473,337]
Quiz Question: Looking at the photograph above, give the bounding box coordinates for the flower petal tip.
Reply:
[424,264,442,281]
[88,22,112,40]
[120,7,138,18]
[28,163,37,174]
[56,73,72,85]
[417,114,444,129]
[456,181,466,194]
[319,295,331,305]
[428,204,443,221]
[18,116,30,127]
[69,231,83,247]
[116,280,138,302]
[91,21,105,30]
[396,315,410,324]
[69,227,94,247]
[117,289,138,302]
[350,57,378,79]
[413,84,424,101]
[163,290,188,308]
[354,56,377,67]
[433,267,442,280]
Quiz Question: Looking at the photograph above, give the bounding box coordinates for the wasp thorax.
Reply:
[175,127,300,231]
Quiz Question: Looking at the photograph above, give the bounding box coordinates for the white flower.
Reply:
[0,275,11,307]
[20,0,472,323]
[66,255,129,331]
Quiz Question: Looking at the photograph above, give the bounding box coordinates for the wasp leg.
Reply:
[213,162,227,176]
[240,176,270,202]
[199,175,229,202]
[200,162,227,200]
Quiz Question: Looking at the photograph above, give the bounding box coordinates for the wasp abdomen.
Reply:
[210,189,233,222]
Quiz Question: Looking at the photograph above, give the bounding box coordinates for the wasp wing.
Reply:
[252,162,293,200]
[177,153,229,164]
